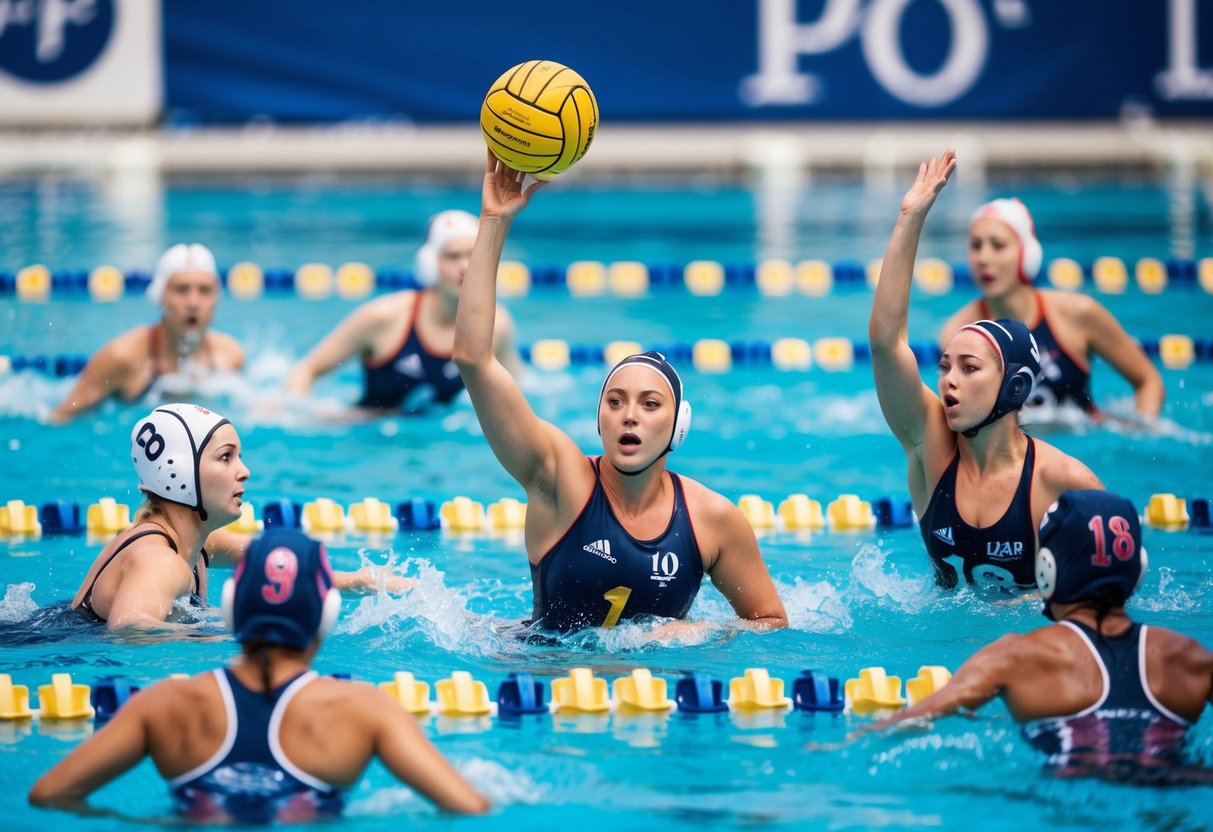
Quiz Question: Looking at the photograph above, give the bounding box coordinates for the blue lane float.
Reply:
[396,499,440,531]
[2,492,1207,541]
[792,670,845,712]
[1191,499,1212,533]
[674,671,729,713]
[4,257,1213,298]
[261,499,303,529]
[496,673,549,716]
[91,676,140,722]
[39,501,84,536]
[873,497,915,529]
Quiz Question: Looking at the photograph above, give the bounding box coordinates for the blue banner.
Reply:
[162,0,1213,123]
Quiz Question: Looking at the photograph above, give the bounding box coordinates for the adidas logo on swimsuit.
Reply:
[582,539,617,564]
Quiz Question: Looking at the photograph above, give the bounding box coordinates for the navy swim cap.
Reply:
[221,529,341,649]
[598,351,691,453]
[957,318,1040,437]
[1036,490,1147,620]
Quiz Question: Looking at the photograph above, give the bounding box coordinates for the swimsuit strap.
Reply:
[77,527,179,619]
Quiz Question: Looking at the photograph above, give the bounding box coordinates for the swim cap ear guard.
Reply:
[221,529,342,649]
[131,403,232,521]
[413,210,479,288]
[598,351,692,453]
[1036,490,1147,621]
[957,319,1040,438]
[970,198,1042,285]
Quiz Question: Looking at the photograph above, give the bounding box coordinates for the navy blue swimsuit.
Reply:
[981,296,1095,414]
[171,669,345,824]
[358,295,463,411]
[1022,621,1190,777]
[919,438,1037,591]
[530,458,704,632]
[75,528,207,622]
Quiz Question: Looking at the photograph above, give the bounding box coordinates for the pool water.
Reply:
[1,171,1212,830]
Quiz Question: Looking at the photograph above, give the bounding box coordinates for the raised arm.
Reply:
[49,344,131,424]
[868,149,956,452]
[286,302,385,395]
[491,304,525,379]
[452,152,563,491]
[1079,298,1164,419]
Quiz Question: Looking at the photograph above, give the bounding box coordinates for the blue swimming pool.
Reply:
[1,170,1212,830]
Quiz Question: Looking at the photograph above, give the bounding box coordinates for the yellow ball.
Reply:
[481,60,599,179]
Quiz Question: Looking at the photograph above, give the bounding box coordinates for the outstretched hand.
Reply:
[900,148,956,218]
[481,149,548,223]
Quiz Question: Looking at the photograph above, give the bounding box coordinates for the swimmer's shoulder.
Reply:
[341,291,419,340]
[674,474,741,525]
[204,330,246,368]
[98,325,157,371]
[1147,626,1213,671]
[367,290,419,320]
[123,671,223,724]
[294,676,405,726]
[974,628,1074,679]
[1039,287,1103,325]
[1030,438,1102,494]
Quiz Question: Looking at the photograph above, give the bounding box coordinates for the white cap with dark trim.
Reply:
[130,403,231,521]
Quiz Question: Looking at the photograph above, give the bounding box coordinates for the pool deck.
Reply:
[1,120,1211,177]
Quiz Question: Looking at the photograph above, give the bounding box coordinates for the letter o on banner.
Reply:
[861,0,988,107]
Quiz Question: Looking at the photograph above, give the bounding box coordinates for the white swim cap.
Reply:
[147,243,219,305]
[131,403,231,521]
[969,199,1042,284]
[413,210,479,287]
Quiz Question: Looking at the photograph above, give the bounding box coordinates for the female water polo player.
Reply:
[36,528,489,820]
[938,198,1163,422]
[72,403,408,632]
[453,151,787,634]
[869,150,1102,592]
[287,209,523,414]
[866,490,1212,784]
[51,244,245,424]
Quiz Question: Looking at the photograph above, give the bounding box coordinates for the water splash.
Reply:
[458,757,546,806]
[0,373,67,420]
[342,557,475,651]
[850,543,938,612]
[782,577,853,632]
[0,582,38,622]
[1135,566,1200,613]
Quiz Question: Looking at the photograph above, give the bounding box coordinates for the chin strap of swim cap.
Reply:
[131,403,231,521]
[1035,490,1147,621]
[597,351,692,476]
[221,529,342,649]
[413,210,479,288]
[958,320,1040,438]
[970,199,1042,285]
